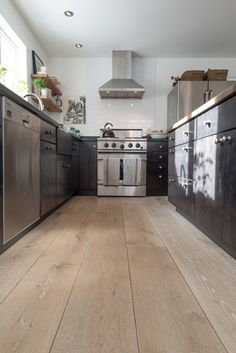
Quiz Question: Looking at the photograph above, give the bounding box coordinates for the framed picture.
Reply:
[32,50,44,74]
[63,96,86,125]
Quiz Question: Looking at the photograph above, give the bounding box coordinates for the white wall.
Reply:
[47,57,156,136]
[0,0,48,83]
[156,58,236,130]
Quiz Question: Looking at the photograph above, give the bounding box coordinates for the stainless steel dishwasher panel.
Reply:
[2,98,40,243]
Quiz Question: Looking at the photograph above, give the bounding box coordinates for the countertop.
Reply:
[0,83,60,127]
[168,83,236,133]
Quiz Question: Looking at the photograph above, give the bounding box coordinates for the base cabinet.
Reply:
[195,129,236,255]
[169,94,236,258]
[147,140,168,196]
[56,157,72,205]
[79,138,97,195]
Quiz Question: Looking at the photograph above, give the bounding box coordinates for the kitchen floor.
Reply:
[0,197,236,353]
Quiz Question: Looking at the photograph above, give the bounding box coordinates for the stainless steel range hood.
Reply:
[99,51,145,99]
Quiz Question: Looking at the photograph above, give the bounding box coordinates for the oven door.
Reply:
[97,152,146,187]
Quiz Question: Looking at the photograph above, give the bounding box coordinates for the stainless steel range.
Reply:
[97,129,147,196]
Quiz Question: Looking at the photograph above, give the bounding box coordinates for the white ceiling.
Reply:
[12,0,236,58]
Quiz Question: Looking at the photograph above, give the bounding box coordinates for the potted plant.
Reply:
[33,78,52,97]
[0,65,7,84]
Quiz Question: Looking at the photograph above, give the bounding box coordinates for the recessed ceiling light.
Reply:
[64,11,74,17]
[75,43,83,48]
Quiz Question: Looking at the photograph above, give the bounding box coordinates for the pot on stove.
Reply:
[102,122,115,137]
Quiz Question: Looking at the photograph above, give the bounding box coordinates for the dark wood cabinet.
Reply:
[194,133,224,242]
[169,94,236,258]
[195,129,236,255]
[40,120,56,144]
[40,141,57,216]
[56,156,72,205]
[71,139,80,195]
[147,140,168,196]
[79,138,97,195]
[223,129,236,254]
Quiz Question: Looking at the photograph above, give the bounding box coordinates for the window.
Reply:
[0,15,27,95]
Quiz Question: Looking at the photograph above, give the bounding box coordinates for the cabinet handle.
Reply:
[22,119,30,125]
[46,130,54,135]
[215,138,220,144]
[226,136,232,144]
[62,164,71,168]
[168,178,174,183]
[204,90,209,103]
[169,150,174,154]
[208,89,213,100]
[159,145,163,149]
[204,121,211,128]
[159,155,163,159]
[158,166,163,169]
[46,146,54,151]
[183,147,188,152]
[169,137,175,141]
[183,131,189,136]
[93,145,96,149]
[158,175,163,179]
[183,183,188,189]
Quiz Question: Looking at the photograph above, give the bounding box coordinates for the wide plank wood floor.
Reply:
[0,196,236,353]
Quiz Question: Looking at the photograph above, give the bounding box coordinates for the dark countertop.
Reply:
[168,84,236,133]
[0,83,60,127]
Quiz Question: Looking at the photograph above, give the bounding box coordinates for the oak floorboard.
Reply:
[122,198,164,248]
[128,246,228,353]
[144,197,236,353]
[50,198,139,353]
[0,197,97,353]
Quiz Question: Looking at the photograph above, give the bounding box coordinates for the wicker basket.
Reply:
[204,69,228,81]
[181,70,205,81]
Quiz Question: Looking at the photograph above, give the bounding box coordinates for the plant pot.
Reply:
[41,88,52,98]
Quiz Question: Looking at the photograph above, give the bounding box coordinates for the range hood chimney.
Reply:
[99,50,145,99]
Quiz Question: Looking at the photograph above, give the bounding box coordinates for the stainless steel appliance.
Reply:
[167,80,234,129]
[97,129,147,196]
[2,97,40,244]
[99,51,145,99]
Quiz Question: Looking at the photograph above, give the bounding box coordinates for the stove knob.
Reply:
[120,144,125,149]
[136,143,141,148]
[128,143,133,148]
[112,143,116,148]
[104,143,109,148]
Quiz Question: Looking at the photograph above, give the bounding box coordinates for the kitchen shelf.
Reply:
[33,96,62,112]
[32,74,62,96]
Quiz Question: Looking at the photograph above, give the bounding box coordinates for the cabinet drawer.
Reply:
[147,140,168,151]
[147,151,168,163]
[41,120,56,143]
[168,131,176,148]
[174,120,196,146]
[168,142,194,179]
[197,95,236,139]
[147,174,168,196]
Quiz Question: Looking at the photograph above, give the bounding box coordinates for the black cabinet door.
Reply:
[71,140,80,195]
[176,178,195,221]
[194,134,225,242]
[40,141,57,216]
[79,139,97,195]
[222,129,236,253]
[56,157,72,205]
